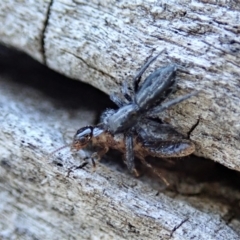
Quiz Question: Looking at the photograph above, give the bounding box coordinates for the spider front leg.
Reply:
[109,94,126,107]
[124,133,139,177]
[132,49,166,93]
[111,49,166,107]
[109,79,133,108]
[147,91,198,118]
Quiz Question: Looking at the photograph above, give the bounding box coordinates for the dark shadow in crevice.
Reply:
[0,44,116,123]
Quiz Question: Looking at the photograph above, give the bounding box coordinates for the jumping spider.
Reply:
[71,51,197,185]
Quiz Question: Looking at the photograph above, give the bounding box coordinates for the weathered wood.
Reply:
[1,0,240,170]
[0,0,51,62]
[0,54,239,239]
[0,0,240,239]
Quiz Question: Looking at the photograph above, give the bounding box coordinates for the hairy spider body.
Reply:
[102,64,179,133]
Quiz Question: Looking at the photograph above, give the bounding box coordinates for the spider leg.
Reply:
[125,133,139,177]
[110,79,133,107]
[110,94,125,107]
[133,49,166,93]
[119,50,166,104]
[122,81,133,103]
[147,91,198,118]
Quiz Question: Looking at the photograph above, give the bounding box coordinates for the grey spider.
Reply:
[101,50,195,133]
[71,51,197,184]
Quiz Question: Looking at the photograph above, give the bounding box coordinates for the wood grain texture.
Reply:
[0,0,51,62]
[0,1,240,239]
[0,55,239,239]
[1,0,240,170]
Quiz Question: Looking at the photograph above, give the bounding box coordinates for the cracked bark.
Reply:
[40,0,54,65]
[0,1,240,239]
[187,117,200,139]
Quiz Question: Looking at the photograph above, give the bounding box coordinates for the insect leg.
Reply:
[109,81,132,107]
[125,133,139,177]
[68,146,109,176]
[138,156,169,186]
[91,146,109,170]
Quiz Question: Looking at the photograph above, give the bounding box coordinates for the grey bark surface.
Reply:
[0,0,240,239]
[0,54,240,239]
[1,0,240,171]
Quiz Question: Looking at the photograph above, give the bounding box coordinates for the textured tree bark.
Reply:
[0,0,240,239]
[1,0,240,170]
[1,52,240,239]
